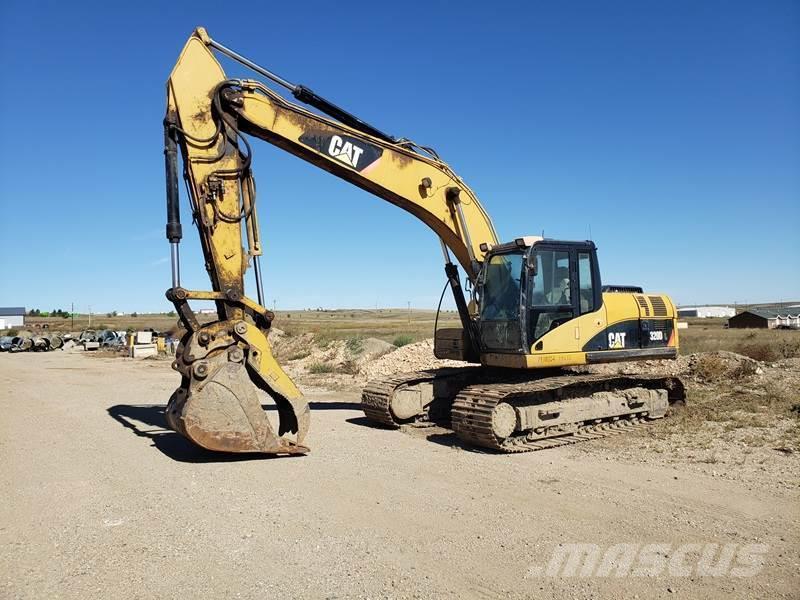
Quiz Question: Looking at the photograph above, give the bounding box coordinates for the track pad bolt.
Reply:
[228,347,244,362]
[234,322,248,335]
[193,361,210,379]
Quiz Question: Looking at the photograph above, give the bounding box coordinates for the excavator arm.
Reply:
[163,28,498,454]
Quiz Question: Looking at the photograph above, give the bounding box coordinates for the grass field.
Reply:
[272,308,461,345]
[4,308,462,347]
[6,311,799,360]
[679,317,800,361]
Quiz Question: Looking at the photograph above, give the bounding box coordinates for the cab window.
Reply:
[528,250,573,341]
[478,252,524,352]
[529,251,570,307]
[480,253,523,320]
[578,252,595,314]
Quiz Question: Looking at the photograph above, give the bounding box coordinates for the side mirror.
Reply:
[526,252,538,275]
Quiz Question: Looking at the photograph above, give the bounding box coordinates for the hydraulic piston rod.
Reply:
[164,117,182,288]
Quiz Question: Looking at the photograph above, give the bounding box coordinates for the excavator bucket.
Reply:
[165,320,310,455]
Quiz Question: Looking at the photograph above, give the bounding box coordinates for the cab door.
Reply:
[575,247,607,350]
[525,244,576,344]
[477,251,525,353]
[525,242,604,350]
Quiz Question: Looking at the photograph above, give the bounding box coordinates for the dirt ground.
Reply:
[1,351,798,599]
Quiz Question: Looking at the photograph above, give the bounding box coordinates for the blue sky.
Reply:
[0,0,797,313]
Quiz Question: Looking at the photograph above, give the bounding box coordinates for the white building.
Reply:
[677,305,736,318]
[0,307,26,329]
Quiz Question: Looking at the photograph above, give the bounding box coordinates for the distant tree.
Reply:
[167,310,176,317]
[131,312,139,318]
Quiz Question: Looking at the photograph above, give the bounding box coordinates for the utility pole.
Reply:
[407,301,411,325]
[88,305,92,328]
[71,302,74,329]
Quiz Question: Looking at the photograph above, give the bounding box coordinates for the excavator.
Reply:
[163,28,685,455]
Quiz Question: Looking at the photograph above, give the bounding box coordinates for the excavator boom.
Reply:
[164,28,498,453]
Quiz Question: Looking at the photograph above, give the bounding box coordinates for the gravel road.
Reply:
[1,352,797,599]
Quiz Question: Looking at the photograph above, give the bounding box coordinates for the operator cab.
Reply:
[477,239,602,353]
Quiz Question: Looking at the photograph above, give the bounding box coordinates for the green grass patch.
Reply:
[392,334,414,347]
[345,336,364,355]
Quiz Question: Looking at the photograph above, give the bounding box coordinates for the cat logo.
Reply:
[608,332,627,349]
[327,135,364,168]
[298,130,383,173]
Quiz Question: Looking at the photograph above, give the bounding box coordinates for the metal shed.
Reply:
[728,307,800,329]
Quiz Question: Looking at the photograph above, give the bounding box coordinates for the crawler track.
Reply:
[360,368,470,426]
[362,369,685,453]
[361,372,428,427]
[451,373,684,452]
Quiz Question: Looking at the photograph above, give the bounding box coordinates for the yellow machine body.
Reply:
[163,28,681,454]
[482,291,678,368]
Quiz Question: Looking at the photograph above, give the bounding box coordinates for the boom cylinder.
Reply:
[200,29,395,144]
[291,85,395,144]
[164,119,182,287]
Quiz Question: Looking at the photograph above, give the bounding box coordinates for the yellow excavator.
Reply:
[163,28,684,455]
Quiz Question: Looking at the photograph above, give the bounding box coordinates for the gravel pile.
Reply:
[571,350,763,380]
[360,339,467,380]
[269,328,395,377]
[271,332,773,389]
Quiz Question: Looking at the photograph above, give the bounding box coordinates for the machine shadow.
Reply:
[107,404,290,463]
[344,416,488,452]
[291,401,362,411]
[108,400,363,462]
[424,432,495,453]
[344,416,384,428]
